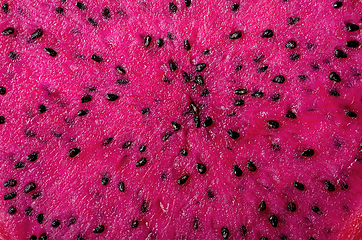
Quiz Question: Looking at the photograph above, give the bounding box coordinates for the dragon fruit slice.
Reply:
[1,0,362,239]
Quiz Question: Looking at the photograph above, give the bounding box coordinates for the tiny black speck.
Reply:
[144,35,151,48]
[119,181,125,192]
[2,2,9,14]
[221,227,229,239]
[68,148,81,157]
[287,17,300,25]
[268,215,278,227]
[24,182,36,193]
[346,40,359,48]
[257,65,268,73]
[227,130,240,139]
[31,29,43,40]
[231,3,239,12]
[122,141,133,149]
[346,111,357,118]
[106,94,119,101]
[91,54,103,62]
[258,201,266,211]
[0,86,6,95]
[2,27,15,35]
[156,38,164,47]
[184,39,191,51]
[194,75,204,85]
[136,157,147,167]
[177,175,189,185]
[56,7,64,14]
[39,233,47,240]
[116,66,126,75]
[194,115,201,128]
[334,49,347,58]
[329,72,341,82]
[288,202,296,212]
[25,206,33,216]
[312,206,322,215]
[325,180,335,192]
[233,165,243,177]
[44,48,57,57]
[13,162,25,169]
[169,2,178,13]
[36,213,44,224]
[293,182,305,191]
[229,31,242,40]
[272,75,285,84]
[102,8,111,19]
[52,219,61,227]
[251,90,264,98]
[139,145,146,152]
[346,23,359,32]
[77,109,88,117]
[285,110,297,119]
[196,63,206,72]
[302,149,314,157]
[169,60,177,71]
[285,40,297,49]
[180,148,188,156]
[204,116,213,127]
[76,2,86,10]
[3,179,17,187]
[27,151,38,162]
[247,160,257,172]
[93,225,105,233]
[196,163,207,174]
[131,220,139,228]
[333,0,342,8]
[267,120,280,129]
[101,175,110,186]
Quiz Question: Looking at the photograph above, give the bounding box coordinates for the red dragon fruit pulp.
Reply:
[1,0,362,239]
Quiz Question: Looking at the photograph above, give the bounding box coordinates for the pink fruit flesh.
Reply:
[1,0,362,239]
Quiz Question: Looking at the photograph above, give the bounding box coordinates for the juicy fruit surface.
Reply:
[1,0,362,239]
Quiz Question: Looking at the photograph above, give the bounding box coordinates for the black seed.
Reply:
[68,148,80,157]
[106,94,119,101]
[325,180,335,192]
[8,51,18,60]
[141,200,148,213]
[285,110,296,119]
[118,181,125,192]
[141,108,150,115]
[30,236,37,240]
[36,213,44,224]
[24,182,36,193]
[144,35,152,48]
[136,157,147,167]
[52,219,61,227]
[233,165,243,177]
[346,23,359,32]
[8,206,16,215]
[76,234,84,240]
[102,137,113,146]
[13,162,25,169]
[288,202,296,212]
[156,38,164,47]
[207,190,214,198]
[116,79,129,85]
[194,116,201,128]
[261,29,273,38]
[221,227,229,239]
[272,75,285,84]
[309,238,315,240]
[229,31,242,39]
[329,72,341,82]
[56,7,64,14]
[39,234,47,240]
[257,65,269,73]
[194,75,204,85]
[285,40,297,49]
[76,2,86,10]
[0,86,6,95]
[233,99,244,106]
[31,192,42,199]
[204,116,213,127]
[167,32,175,39]
[270,93,281,100]
[25,206,33,215]
[4,192,16,200]
[88,18,98,27]
[139,145,146,152]
[37,104,47,114]
[171,121,181,131]
[290,53,300,62]
[272,144,281,151]
[182,72,191,82]
[346,40,359,48]
[2,2,9,13]
[163,77,172,83]
[184,39,191,51]
[235,65,243,71]
[333,0,342,8]
[330,89,340,97]
[260,237,268,240]
[44,48,57,57]
[4,179,17,188]
[2,27,14,35]
[227,130,240,139]
[203,49,210,55]
[162,132,172,141]
[287,17,300,25]
[177,175,189,185]
[27,152,38,162]
[131,220,139,228]
[169,60,177,71]
[101,176,109,186]
[185,0,191,7]
[201,89,209,97]
[251,90,264,98]
[241,226,247,236]
[258,201,266,211]
[122,141,133,149]
[196,163,207,174]
[346,111,357,118]
[178,149,188,157]
[335,49,347,58]
[231,3,239,12]
[193,218,198,229]
[169,2,178,13]
[196,63,206,72]
[341,182,348,190]
[293,182,305,191]
[77,109,88,116]
[247,160,257,172]
[91,54,102,62]
[93,225,105,233]
[81,94,92,103]
[267,120,279,129]
[269,215,278,227]
[302,149,314,157]
[234,89,247,95]
[31,29,43,40]
[68,216,76,226]
[115,66,126,75]
[189,102,199,114]
[312,206,322,215]
[102,8,110,19]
